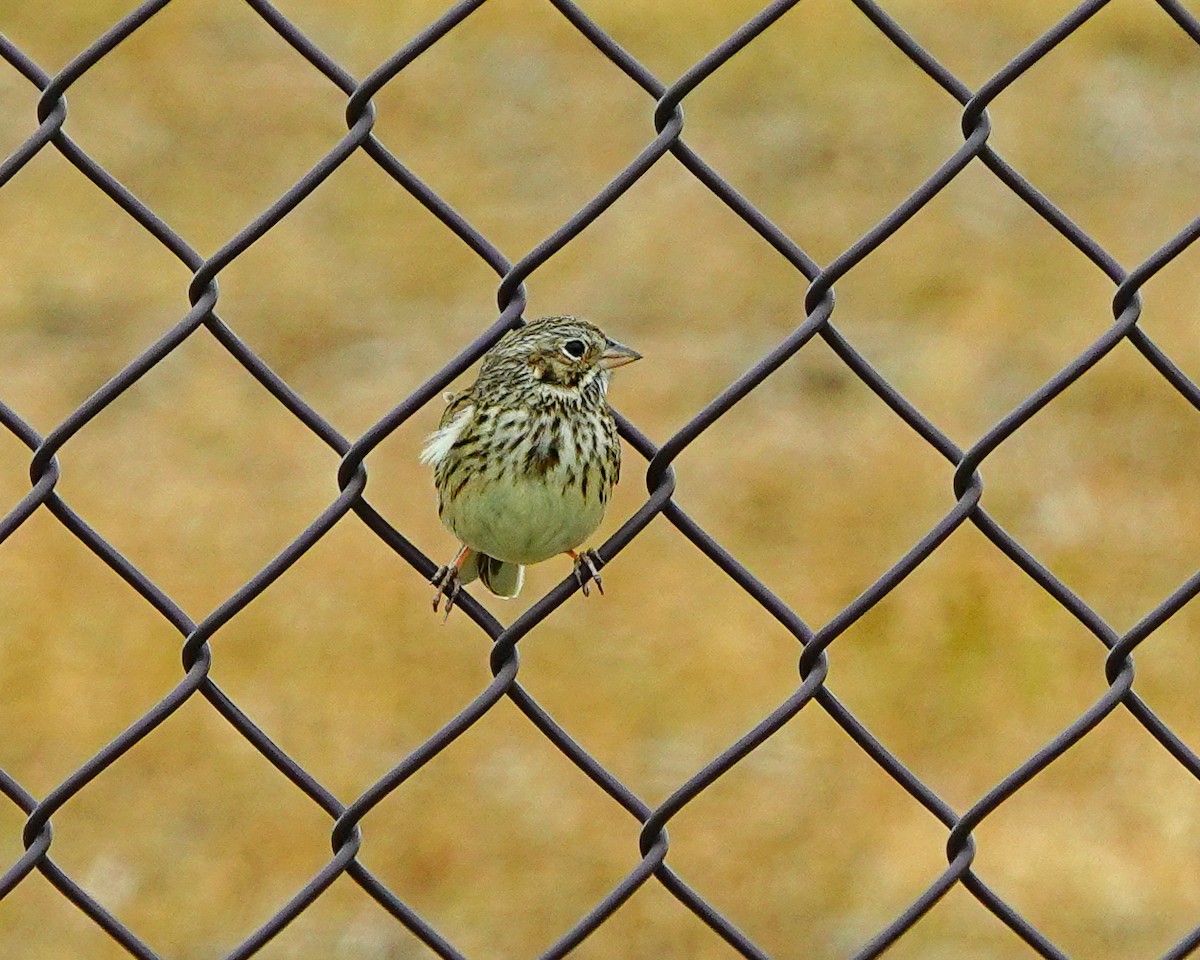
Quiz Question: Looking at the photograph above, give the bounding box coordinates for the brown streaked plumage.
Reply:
[420,315,641,618]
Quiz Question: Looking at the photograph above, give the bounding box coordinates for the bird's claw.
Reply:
[431,565,462,622]
[573,549,604,598]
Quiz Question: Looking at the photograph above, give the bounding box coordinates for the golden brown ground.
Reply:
[2,1,1200,957]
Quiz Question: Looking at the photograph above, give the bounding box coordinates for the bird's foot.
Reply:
[430,565,462,622]
[571,549,604,598]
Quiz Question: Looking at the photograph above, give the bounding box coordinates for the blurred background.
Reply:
[2,0,1200,957]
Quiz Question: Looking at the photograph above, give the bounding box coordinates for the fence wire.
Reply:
[1,0,1200,957]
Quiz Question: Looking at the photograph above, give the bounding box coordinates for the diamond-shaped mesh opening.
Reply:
[826,161,1117,442]
[826,521,1108,808]
[510,159,815,424]
[357,707,641,959]
[669,342,952,624]
[664,707,951,957]
[513,525,805,798]
[980,340,1200,628]
[212,150,501,403]
[683,0,964,261]
[56,0,348,248]
[210,518,484,798]
[46,697,337,956]
[0,146,183,420]
[47,332,343,612]
[0,510,180,791]
[368,0,651,252]
[971,709,1200,957]
[986,0,1200,264]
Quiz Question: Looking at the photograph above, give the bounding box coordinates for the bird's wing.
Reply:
[437,388,474,429]
[419,389,476,467]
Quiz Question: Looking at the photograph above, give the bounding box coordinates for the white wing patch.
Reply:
[419,405,474,467]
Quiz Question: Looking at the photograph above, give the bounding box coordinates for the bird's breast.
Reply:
[442,475,607,564]
[437,407,618,564]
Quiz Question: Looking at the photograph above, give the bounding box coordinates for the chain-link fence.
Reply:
[3,0,1200,957]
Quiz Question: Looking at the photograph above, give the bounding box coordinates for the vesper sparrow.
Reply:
[421,316,641,618]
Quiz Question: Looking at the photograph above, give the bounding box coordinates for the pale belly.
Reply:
[441,474,606,565]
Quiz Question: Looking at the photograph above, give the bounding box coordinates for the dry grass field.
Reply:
[3,0,1200,957]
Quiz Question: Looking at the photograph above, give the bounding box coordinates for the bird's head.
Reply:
[481,316,641,400]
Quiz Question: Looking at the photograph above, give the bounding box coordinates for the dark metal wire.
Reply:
[1,0,1199,956]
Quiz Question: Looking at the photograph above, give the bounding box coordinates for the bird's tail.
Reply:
[458,551,524,599]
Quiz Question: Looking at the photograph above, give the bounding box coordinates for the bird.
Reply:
[420,315,641,619]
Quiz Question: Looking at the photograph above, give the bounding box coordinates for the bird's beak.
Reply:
[597,339,642,370]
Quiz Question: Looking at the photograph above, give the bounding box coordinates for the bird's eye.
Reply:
[562,339,587,360]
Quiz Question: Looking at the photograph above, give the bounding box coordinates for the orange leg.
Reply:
[431,545,472,620]
[566,548,604,597]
